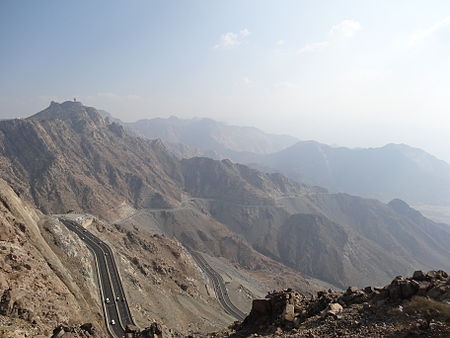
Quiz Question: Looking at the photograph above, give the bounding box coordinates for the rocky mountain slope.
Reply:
[1,101,450,291]
[169,157,450,287]
[0,178,106,337]
[0,177,253,337]
[0,101,185,219]
[86,217,239,334]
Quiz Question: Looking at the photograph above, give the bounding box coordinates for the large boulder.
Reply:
[125,324,140,333]
[80,322,95,335]
[321,303,343,318]
[137,322,163,338]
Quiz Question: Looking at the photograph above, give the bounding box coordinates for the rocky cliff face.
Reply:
[0,178,105,337]
[0,101,185,220]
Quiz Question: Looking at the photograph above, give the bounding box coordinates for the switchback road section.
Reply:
[189,250,246,321]
[59,218,134,338]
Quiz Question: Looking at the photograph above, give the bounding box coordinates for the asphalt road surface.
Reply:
[60,218,134,338]
[189,250,246,321]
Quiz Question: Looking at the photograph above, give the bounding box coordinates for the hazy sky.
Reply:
[1,1,450,162]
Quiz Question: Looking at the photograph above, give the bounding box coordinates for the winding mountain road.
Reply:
[59,218,134,338]
[189,250,246,321]
[61,215,246,337]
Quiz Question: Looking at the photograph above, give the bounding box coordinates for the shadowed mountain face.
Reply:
[178,158,450,287]
[123,115,450,207]
[1,101,450,289]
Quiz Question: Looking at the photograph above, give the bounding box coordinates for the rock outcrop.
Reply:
[51,322,105,338]
[225,270,450,337]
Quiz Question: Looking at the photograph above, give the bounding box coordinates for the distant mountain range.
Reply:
[127,116,298,156]
[119,115,450,207]
[1,101,450,290]
[253,141,450,206]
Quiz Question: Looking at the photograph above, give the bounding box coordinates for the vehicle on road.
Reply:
[116,296,121,301]
[105,298,110,304]
[111,319,115,325]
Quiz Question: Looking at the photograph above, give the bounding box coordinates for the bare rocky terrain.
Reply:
[0,178,105,337]
[1,101,450,290]
[0,101,185,220]
[88,217,237,334]
[1,101,450,337]
[172,158,450,287]
[0,178,247,337]
[212,270,450,337]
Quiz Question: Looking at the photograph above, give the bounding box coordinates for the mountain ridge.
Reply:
[1,101,450,291]
[127,115,298,155]
[257,140,450,205]
[113,113,450,206]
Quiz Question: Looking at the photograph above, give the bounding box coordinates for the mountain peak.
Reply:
[388,198,411,210]
[53,99,83,107]
[388,198,423,219]
[28,101,107,126]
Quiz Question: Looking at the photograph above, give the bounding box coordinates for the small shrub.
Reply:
[405,296,450,322]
